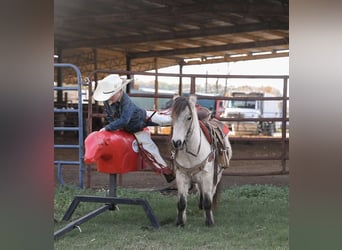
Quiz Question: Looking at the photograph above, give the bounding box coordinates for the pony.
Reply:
[170,95,232,227]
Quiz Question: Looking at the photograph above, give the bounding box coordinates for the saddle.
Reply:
[196,105,230,169]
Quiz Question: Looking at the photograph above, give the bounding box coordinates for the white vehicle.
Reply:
[223,91,282,135]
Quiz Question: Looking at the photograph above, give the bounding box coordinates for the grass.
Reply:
[54,185,288,250]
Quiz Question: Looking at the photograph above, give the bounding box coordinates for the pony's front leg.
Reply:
[201,177,215,226]
[201,191,214,226]
[176,172,191,227]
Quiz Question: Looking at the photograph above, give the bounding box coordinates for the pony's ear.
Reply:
[172,94,179,100]
[189,94,197,106]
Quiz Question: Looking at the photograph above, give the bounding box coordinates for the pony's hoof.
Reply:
[205,220,214,227]
[176,222,185,227]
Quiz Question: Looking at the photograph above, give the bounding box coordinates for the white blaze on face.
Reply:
[172,107,190,146]
[171,95,197,148]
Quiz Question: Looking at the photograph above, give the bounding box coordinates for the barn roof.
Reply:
[54,0,288,79]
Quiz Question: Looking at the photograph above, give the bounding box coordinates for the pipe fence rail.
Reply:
[84,69,289,188]
[54,68,289,188]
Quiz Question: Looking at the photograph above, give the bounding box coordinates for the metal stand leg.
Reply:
[109,173,116,197]
[54,174,160,239]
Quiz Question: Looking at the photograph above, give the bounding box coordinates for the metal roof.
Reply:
[54,0,288,79]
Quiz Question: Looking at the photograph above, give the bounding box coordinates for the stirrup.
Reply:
[218,148,230,168]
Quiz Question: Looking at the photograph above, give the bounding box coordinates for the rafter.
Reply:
[58,22,288,49]
[55,0,287,24]
[129,38,288,59]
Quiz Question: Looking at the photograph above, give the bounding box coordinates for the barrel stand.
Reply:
[54,173,160,239]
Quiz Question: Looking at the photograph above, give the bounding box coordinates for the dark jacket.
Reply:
[104,92,147,133]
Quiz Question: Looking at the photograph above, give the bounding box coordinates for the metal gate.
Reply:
[54,63,84,188]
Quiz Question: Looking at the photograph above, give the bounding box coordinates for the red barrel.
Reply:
[84,130,141,174]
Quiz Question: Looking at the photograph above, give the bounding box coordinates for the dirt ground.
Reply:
[54,133,289,190]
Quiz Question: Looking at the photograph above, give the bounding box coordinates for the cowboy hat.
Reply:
[93,74,133,101]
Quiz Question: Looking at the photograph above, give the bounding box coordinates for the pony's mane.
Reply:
[171,96,191,118]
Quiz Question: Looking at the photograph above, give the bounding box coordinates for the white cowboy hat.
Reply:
[93,74,133,101]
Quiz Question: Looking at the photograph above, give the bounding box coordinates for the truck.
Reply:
[222,91,282,136]
[195,93,225,119]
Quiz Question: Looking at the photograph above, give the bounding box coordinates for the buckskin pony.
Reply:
[170,95,232,226]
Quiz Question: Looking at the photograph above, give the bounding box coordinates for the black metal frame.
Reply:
[54,174,160,239]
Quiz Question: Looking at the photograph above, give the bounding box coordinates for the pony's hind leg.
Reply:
[197,184,204,210]
[199,192,203,210]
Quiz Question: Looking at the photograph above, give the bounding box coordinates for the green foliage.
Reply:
[54,185,288,250]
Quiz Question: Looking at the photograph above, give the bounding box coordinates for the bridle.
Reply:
[171,100,215,175]
[179,101,201,157]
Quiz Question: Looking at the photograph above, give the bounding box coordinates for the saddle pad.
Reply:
[210,118,229,136]
[199,118,230,144]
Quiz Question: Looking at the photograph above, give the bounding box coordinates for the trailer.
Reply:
[222,91,282,136]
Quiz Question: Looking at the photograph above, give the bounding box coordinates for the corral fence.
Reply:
[85,69,289,188]
[54,65,288,188]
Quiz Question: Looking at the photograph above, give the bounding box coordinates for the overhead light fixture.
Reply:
[276,49,289,54]
[251,51,272,56]
[230,53,248,58]
[184,58,201,63]
[206,56,224,60]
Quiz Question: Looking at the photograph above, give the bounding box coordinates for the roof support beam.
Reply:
[128,38,289,59]
[183,51,289,66]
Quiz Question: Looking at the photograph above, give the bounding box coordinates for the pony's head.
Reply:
[171,95,197,149]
